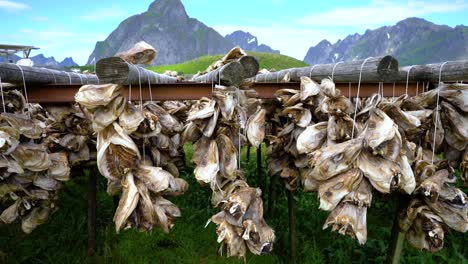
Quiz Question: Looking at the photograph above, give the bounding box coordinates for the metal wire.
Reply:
[431,61,449,164]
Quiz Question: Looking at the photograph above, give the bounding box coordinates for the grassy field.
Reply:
[0,145,466,264]
[147,52,308,74]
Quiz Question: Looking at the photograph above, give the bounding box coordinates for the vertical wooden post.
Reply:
[267,174,278,218]
[288,190,296,264]
[386,196,409,264]
[256,147,264,192]
[87,168,97,256]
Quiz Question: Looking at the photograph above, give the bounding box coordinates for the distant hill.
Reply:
[0,54,78,68]
[225,31,279,54]
[304,17,468,66]
[87,0,234,66]
[147,52,308,74]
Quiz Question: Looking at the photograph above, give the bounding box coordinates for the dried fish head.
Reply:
[300,77,320,101]
[11,143,51,172]
[92,96,126,132]
[309,138,363,181]
[116,41,156,64]
[75,84,122,110]
[187,98,216,121]
[217,134,238,180]
[246,108,266,148]
[21,206,52,234]
[0,130,19,155]
[342,179,373,207]
[193,140,219,184]
[357,150,400,194]
[47,152,70,181]
[1,113,44,139]
[318,168,363,211]
[297,122,328,154]
[97,123,140,180]
[119,102,145,134]
[113,172,139,233]
[154,196,181,233]
[364,108,396,150]
[323,202,368,245]
[134,165,173,193]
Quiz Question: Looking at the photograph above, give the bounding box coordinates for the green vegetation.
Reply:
[0,145,466,263]
[147,52,308,75]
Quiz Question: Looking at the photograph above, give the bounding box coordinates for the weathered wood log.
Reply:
[96,57,177,85]
[398,60,468,83]
[0,63,99,85]
[252,56,399,83]
[191,55,260,86]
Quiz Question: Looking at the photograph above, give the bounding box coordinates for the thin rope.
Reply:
[65,72,72,85]
[431,61,448,164]
[348,82,351,98]
[0,75,6,112]
[405,66,414,95]
[392,82,395,99]
[416,82,419,96]
[128,83,132,102]
[137,67,143,111]
[309,65,318,78]
[75,73,83,84]
[147,72,153,102]
[331,62,344,81]
[14,65,30,111]
[351,57,372,138]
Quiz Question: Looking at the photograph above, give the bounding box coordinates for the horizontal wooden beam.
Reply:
[25,82,422,104]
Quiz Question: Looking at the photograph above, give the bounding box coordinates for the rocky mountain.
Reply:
[59,57,79,67]
[304,18,468,66]
[225,31,279,54]
[87,0,234,65]
[0,54,78,68]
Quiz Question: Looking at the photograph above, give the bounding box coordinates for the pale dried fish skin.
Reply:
[246,108,266,148]
[113,172,139,233]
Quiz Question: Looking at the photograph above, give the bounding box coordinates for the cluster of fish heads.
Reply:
[185,83,274,259]
[269,77,467,249]
[75,84,189,233]
[0,89,93,233]
[397,83,468,252]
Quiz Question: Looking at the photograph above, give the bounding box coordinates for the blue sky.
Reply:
[1,0,467,65]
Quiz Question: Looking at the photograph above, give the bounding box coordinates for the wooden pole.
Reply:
[191,55,259,87]
[398,60,468,83]
[386,196,409,264]
[288,190,296,264]
[257,147,264,192]
[252,56,399,83]
[96,57,177,85]
[267,175,278,218]
[87,168,97,256]
[0,63,99,85]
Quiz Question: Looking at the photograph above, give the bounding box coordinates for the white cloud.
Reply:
[0,0,29,11]
[214,24,343,61]
[79,6,129,21]
[297,0,468,27]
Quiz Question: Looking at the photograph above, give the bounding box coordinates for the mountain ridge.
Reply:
[304,17,468,66]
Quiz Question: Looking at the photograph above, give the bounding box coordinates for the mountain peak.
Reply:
[304,17,468,66]
[225,30,280,54]
[148,0,187,19]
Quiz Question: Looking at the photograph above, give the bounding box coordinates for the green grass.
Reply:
[0,145,466,263]
[147,52,308,75]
